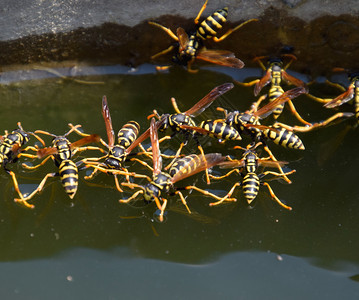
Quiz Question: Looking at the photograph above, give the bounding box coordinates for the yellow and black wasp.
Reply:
[15,124,102,208]
[149,0,257,72]
[308,70,359,123]
[119,118,230,222]
[237,54,312,125]
[217,86,307,148]
[0,122,45,200]
[215,87,307,183]
[146,83,233,177]
[82,96,151,191]
[208,143,295,210]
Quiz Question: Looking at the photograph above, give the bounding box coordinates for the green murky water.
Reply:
[0,65,358,299]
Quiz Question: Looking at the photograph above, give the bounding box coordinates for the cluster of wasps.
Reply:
[1,1,357,222]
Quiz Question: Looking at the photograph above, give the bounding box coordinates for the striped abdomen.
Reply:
[268,70,285,119]
[199,120,241,141]
[118,121,140,148]
[0,130,29,165]
[263,125,305,150]
[196,7,228,40]
[354,86,359,121]
[169,154,201,178]
[243,172,260,204]
[58,159,78,199]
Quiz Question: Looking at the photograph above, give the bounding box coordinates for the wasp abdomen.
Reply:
[243,172,260,203]
[59,160,78,199]
[196,7,228,40]
[118,121,140,147]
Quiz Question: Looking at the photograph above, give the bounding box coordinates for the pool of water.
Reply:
[0,64,358,299]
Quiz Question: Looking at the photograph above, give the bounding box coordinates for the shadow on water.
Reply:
[0,64,359,298]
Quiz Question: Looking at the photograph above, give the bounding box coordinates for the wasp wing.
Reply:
[176,27,189,51]
[101,95,115,147]
[37,146,59,158]
[254,86,308,119]
[149,118,162,176]
[125,116,166,155]
[70,134,101,149]
[196,49,245,69]
[254,69,272,96]
[281,70,306,87]
[184,83,234,117]
[324,86,355,108]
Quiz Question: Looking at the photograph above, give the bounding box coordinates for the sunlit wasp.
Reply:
[0,122,45,200]
[215,87,307,183]
[149,0,257,72]
[237,54,313,125]
[209,143,295,210]
[81,96,151,191]
[308,69,359,123]
[146,82,233,181]
[119,118,230,222]
[15,124,102,208]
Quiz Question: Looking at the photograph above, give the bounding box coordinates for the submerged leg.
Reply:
[262,182,292,210]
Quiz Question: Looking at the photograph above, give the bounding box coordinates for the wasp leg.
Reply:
[235,79,260,87]
[275,112,354,133]
[286,99,312,126]
[197,144,211,185]
[17,152,38,160]
[194,0,208,24]
[185,185,237,204]
[261,169,296,179]
[164,141,186,171]
[21,155,53,170]
[14,172,57,208]
[151,45,176,60]
[148,22,179,41]
[72,146,107,156]
[282,54,297,70]
[209,182,241,206]
[130,157,154,172]
[325,80,347,92]
[171,97,183,114]
[119,189,143,204]
[209,168,241,180]
[88,164,151,181]
[7,170,26,203]
[158,197,168,222]
[249,95,268,113]
[253,56,268,71]
[187,59,199,73]
[114,174,123,193]
[67,123,90,137]
[263,145,292,184]
[212,19,258,42]
[262,182,292,210]
[175,190,191,214]
[306,93,334,104]
[216,107,228,118]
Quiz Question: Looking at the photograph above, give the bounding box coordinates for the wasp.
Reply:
[119,118,230,222]
[216,87,307,183]
[308,70,359,124]
[208,144,295,210]
[237,54,313,125]
[0,122,45,200]
[81,96,151,192]
[15,124,103,208]
[146,83,233,180]
[149,0,257,72]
